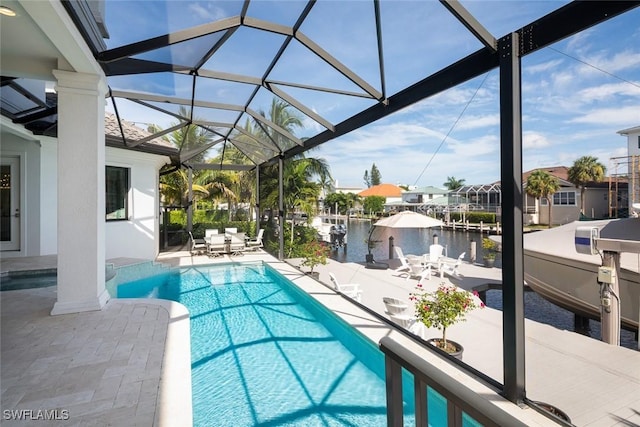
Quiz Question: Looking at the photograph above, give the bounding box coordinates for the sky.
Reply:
[103,1,640,190]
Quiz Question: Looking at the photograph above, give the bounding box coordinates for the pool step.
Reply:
[106,260,175,297]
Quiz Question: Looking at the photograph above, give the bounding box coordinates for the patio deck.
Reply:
[1,250,638,426]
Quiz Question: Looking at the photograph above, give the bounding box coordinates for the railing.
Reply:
[379,337,549,427]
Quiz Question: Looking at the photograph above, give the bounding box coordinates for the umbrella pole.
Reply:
[366,225,376,261]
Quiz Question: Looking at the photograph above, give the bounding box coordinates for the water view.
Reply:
[330,218,638,350]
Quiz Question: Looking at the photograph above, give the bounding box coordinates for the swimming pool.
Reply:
[118,262,421,426]
[0,270,57,291]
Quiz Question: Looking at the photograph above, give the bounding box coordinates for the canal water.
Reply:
[329,219,638,350]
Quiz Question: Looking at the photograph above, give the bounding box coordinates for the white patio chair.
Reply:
[418,244,444,281]
[246,229,264,251]
[438,252,465,278]
[383,297,408,315]
[189,231,207,255]
[207,234,227,257]
[393,246,411,277]
[388,313,417,329]
[224,227,238,235]
[328,273,362,302]
[229,233,246,256]
[205,229,219,238]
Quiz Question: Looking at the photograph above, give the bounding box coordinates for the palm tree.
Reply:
[567,156,606,214]
[171,106,215,163]
[526,170,560,228]
[256,99,332,223]
[160,169,209,207]
[195,169,238,220]
[444,176,466,191]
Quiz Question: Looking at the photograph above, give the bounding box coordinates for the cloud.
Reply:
[455,114,500,131]
[523,132,552,149]
[187,3,229,21]
[569,105,640,126]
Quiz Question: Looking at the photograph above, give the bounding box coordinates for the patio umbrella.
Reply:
[374,210,444,229]
[365,211,444,267]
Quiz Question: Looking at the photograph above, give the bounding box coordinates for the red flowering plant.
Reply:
[299,240,330,274]
[409,282,485,352]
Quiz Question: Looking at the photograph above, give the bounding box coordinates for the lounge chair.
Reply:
[438,252,465,278]
[393,246,411,277]
[189,231,207,255]
[207,234,227,257]
[328,273,362,302]
[383,297,408,315]
[246,229,264,251]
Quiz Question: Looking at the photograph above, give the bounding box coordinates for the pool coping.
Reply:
[116,298,193,427]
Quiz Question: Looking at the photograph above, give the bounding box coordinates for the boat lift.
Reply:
[575,223,640,347]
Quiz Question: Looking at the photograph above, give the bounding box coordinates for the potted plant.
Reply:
[482,237,497,268]
[410,282,484,359]
[299,240,329,278]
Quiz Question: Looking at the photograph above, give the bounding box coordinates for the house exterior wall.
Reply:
[1,130,43,257]
[40,139,58,255]
[0,123,168,260]
[626,128,640,157]
[105,147,168,260]
[583,187,609,219]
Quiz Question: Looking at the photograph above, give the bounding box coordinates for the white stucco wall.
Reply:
[626,129,640,157]
[1,120,168,260]
[40,139,58,255]
[0,127,43,257]
[105,147,169,261]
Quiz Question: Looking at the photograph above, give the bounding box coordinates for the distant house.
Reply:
[522,166,623,225]
[387,186,448,212]
[358,183,403,211]
[617,125,640,213]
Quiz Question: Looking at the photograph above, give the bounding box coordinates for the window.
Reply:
[552,191,576,206]
[106,166,130,220]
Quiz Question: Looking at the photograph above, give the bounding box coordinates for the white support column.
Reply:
[51,70,109,315]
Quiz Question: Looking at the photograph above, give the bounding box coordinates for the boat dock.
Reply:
[302,256,640,426]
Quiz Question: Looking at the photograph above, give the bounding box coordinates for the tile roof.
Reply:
[358,183,403,197]
[104,113,175,149]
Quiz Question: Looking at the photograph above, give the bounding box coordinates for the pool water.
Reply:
[117,262,418,426]
[0,270,57,291]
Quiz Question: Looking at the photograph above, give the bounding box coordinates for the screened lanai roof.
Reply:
[2,0,639,170]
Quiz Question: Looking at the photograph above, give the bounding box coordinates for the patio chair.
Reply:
[393,246,411,277]
[388,313,417,329]
[205,229,219,238]
[246,229,264,251]
[418,243,444,281]
[228,233,247,256]
[427,244,444,266]
[224,227,238,235]
[207,234,227,257]
[438,252,465,278]
[383,297,408,315]
[189,231,207,255]
[328,273,362,302]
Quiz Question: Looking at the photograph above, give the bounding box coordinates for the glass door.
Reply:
[1,156,20,251]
